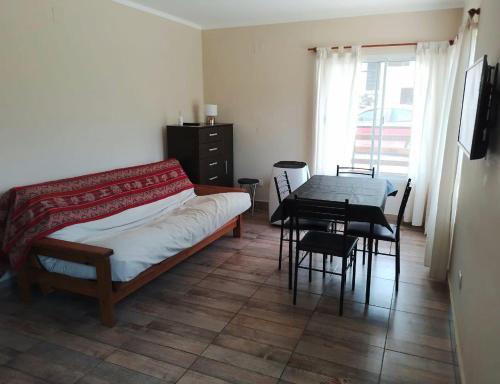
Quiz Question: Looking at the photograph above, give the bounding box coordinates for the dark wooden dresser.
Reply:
[166,123,233,187]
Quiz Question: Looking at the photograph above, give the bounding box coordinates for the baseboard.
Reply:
[448,277,467,384]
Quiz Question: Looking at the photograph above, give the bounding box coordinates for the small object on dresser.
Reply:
[205,104,218,125]
[178,111,184,126]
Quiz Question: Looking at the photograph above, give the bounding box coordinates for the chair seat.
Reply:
[284,218,331,232]
[298,231,358,256]
[238,178,259,185]
[347,221,396,241]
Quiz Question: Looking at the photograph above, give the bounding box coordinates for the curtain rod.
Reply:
[308,7,480,53]
[307,41,453,52]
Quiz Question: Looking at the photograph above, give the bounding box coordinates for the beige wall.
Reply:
[202,9,463,201]
[448,1,500,383]
[0,0,204,194]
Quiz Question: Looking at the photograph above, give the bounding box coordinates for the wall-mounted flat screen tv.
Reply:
[458,55,498,160]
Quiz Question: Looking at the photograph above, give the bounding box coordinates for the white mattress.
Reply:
[38,190,250,282]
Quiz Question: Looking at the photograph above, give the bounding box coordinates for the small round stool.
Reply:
[238,178,259,215]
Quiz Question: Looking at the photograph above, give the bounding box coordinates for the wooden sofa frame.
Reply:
[17,184,245,326]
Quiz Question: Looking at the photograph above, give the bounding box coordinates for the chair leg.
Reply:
[293,246,300,305]
[251,184,256,215]
[288,225,293,290]
[395,240,401,292]
[375,239,379,255]
[339,256,347,316]
[352,245,357,291]
[308,252,312,282]
[362,238,366,265]
[278,221,284,270]
[365,237,373,305]
[323,254,326,279]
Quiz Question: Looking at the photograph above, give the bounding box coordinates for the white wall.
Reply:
[202,9,463,202]
[0,0,204,194]
[448,1,500,383]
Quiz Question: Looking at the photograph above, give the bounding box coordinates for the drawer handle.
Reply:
[209,176,218,181]
[209,161,218,166]
[209,147,218,152]
[209,132,218,137]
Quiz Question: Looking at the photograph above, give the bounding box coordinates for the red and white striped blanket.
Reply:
[0,159,193,273]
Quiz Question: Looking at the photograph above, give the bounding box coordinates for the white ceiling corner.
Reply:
[112,0,202,29]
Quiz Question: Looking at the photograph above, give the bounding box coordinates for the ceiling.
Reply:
[114,0,464,29]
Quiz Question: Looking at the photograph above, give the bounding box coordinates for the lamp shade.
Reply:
[205,104,218,117]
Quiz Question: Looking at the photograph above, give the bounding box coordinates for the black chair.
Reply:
[337,165,375,178]
[333,164,375,239]
[346,178,412,291]
[291,197,358,315]
[273,172,330,271]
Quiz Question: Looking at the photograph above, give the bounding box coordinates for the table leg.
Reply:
[288,219,293,290]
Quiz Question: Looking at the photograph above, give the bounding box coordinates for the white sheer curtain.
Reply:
[312,46,361,175]
[406,41,457,227]
[448,21,478,271]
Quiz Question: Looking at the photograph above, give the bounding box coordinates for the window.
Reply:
[400,88,414,104]
[358,109,375,122]
[365,62,379,91]
[352,60,416,176]
[390,107,412,123]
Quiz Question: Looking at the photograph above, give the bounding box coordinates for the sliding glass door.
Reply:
[353,60,416,176]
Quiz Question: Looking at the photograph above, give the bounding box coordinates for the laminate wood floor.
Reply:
[0,207,459,384]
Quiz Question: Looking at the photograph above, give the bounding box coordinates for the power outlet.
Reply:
[258,178,264,186]
[458,270,463,290]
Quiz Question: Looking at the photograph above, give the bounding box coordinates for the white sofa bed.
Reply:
[19,184,250,326]
[40,189,250,282]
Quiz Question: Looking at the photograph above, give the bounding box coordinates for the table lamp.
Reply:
[205,104,218,125]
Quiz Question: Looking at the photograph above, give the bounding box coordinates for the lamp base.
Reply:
[206,116,216,125]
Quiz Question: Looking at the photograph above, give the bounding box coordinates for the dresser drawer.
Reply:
[204,174,224,185]
[199,158,225,179]
[199,141,224,159]
[199,126,224,143]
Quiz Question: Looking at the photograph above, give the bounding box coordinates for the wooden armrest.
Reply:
[194,184,246,196]
[31,238,113,265]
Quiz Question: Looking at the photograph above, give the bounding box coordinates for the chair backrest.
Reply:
[291,196,350,250]
[337,165,375,178]
[396,178,412,235]
[273,171,292,204]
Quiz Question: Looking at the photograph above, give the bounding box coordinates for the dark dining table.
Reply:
[273,175,397,305]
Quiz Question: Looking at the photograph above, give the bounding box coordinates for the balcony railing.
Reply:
[352,125,411,175]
